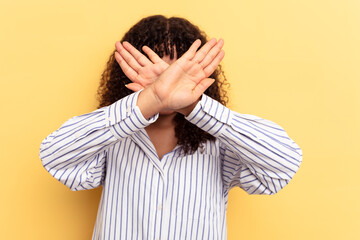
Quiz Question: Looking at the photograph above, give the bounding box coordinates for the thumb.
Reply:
[193,78,215,97]
[125,83,144,92]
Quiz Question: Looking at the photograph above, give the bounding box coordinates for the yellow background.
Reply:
[1,0,359,239]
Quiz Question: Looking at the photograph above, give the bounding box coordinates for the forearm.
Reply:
[40,91,159,189]
[185,94,303,194]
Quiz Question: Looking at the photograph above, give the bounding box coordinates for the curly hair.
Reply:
[97,15,229,154]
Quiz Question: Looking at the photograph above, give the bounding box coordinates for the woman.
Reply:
[40,15,302,240]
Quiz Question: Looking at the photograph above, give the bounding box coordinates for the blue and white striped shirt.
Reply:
[39,91,302,240]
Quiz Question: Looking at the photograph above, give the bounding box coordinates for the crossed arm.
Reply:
[113,39,302,195]
[114,38,225,118]
[40,38,302,194]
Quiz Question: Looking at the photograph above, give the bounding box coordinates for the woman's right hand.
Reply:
[137,38,225,118]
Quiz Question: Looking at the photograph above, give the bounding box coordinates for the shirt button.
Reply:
[126,106,131,113]
[157,204,162,211]
[199,144,205,154]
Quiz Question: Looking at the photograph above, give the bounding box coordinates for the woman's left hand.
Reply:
[115,41,169,91]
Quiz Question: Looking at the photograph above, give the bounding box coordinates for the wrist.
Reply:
[137,86,164,119]
[149,84,165,109]
[177,98,200,117]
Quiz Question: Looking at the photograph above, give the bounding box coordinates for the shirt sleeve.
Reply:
[185,94,303,195]
[39,90,158,191]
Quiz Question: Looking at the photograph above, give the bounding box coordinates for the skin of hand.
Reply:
[114,38,224,92]
[134,39,225,119]
[115,42,169,92]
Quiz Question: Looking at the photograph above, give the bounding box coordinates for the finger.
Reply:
[192,38,217,63]
[181,39,202,60]
[193,78,215,98]
[123,41,152,66]
[115,41,142,71]
[203,49,225,77]
[142,46,163,64]
[114,51,139,83]
[199,38,224,69]
[125,82,144,92]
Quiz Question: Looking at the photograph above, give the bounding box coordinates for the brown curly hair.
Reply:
[97,15,229,154]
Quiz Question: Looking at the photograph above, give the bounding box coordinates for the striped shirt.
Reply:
[39,91,302,240]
